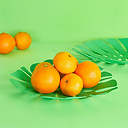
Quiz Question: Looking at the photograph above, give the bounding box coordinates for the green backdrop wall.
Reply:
[1,0,128,43]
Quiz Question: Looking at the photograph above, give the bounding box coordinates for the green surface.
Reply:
[1,0,128,43]
[0,42,128,128]
[0,0,128,128]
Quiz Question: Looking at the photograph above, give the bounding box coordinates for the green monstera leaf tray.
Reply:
[10,59,118,100]
[73,38,128,64]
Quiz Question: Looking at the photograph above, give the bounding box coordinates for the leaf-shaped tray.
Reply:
[73,38,128,64]
[10,59,118,100]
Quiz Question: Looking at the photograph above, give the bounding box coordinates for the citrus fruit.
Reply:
[75,61,101,88]
[14,32,31,50]
[60,73,83,96]
[31,62,60,94]
[53,52,78,74]
[0,33,15,54]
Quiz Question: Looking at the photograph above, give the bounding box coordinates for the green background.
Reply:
[0,0,128,128]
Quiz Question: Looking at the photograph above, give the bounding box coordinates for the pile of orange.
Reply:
[31,52,101,96]
[0,32,31,54]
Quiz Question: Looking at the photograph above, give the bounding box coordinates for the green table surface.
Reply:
[0,42,128,128]
[1,0,128,128]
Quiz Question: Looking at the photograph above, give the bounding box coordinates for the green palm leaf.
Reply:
[10,60,117,100]
[73,38,128,64]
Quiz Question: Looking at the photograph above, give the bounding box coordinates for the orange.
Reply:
[53,52,78,74]
[76,58,79,66]
[60,73,83,96]
[75,61,101,88]
[0,33,15,54]
[14,32,31,50]
[31,62,60,94]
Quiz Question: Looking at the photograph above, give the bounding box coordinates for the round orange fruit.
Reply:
[60,73,83,96]
[75,61,101,88]
[53,52,78,74]
[14,32,31,50]
[31,62,60,94]
[0,33,15,54]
